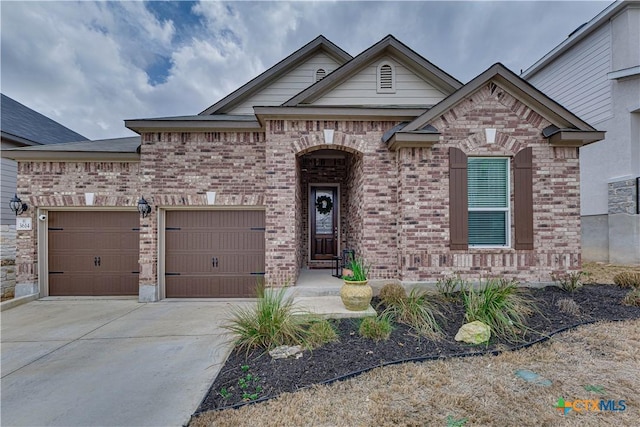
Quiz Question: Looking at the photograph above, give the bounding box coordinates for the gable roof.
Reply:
[522,0,636,79]
[387,63,604,150]
[1,93,87,146]
[404,63,598,132]
[282,35,463,107]
[199,36,352,115]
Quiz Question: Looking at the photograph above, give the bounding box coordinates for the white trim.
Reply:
[608,65,640,80]
[485,128,497,144]
[314,68,327,82]
[37,208,48,297]
[467,157,511,249]
[376,61,396,94]
[206,191,217,205]
[308,183,340,264]
[323,129,335,145]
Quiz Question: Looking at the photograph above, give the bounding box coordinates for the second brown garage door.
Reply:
[165,210,265,298]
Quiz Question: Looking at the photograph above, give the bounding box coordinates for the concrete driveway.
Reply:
[1,298,239,426]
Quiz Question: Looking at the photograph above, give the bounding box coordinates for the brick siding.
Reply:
[14,83,584,294]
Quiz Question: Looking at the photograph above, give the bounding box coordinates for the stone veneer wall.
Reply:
[608,178,638,214]
[15,162,141,296]
[398,82,582,283]
[1,224,16,299]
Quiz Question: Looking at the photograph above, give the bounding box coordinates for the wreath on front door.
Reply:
[315,195,333,215]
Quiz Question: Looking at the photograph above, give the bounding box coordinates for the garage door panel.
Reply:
[166,253,264,275]
[166,210,265,230]
[166,276,261,298]
[166,231,265,252]
[49,274,138,296]
[165,210,265,298]
[48,211,139,296]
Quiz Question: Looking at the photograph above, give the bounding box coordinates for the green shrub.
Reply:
[462,279,535,342]
[382,288,442,338]
[552,271,587,293]
[224,286,310,353]
[306,319,338,349]
[613,272,640,289]
[342,257,370,281]
[622,288,640,307]
[436,274,466,301]
[359,315,393,341]
[378,283,407,306]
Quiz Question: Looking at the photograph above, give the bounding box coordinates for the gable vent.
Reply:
[315,68,326,82]
[377,62,395,93]
[380,65,392,88]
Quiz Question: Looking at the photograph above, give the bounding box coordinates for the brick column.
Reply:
[265,128,299,287]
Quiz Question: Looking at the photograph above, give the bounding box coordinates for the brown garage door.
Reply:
[48,211,139,296]
[165,210,265,298]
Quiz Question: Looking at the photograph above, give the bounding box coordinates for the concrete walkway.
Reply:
[1,298,240,427]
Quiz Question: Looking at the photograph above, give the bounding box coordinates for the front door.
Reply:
[310,186,338,260]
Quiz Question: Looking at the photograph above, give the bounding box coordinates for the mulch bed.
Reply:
[195,284,640,413]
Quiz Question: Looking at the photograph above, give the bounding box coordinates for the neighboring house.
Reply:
[6,35,603,302]
[523,0,640,264]
[1,94,87,299]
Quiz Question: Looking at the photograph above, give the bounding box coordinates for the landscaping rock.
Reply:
[515,369,552,386]
[454,321,491,344]
[269,345,303,359]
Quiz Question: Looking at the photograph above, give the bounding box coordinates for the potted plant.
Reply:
[340,258,373,311]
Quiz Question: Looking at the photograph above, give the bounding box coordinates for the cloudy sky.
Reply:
[1,1,610,141]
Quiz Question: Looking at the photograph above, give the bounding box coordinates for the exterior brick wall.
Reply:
[15,161,140,293]
[12,84,586,296]
[139,131,266,296]
[266,120,399,285]
[398,82,582,283]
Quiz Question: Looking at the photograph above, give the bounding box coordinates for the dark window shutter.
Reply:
[514,147,534,250]
[449,147,468,250]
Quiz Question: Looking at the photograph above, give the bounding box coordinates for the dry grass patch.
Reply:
[583,262,640,285]
[191,319,640,427]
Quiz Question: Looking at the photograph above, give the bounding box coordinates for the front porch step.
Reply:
[293,296,376,319]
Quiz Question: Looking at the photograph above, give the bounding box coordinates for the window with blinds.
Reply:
[468,157,510,246]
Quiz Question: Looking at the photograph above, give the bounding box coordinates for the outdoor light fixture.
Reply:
[9,194,28,216]
[137,196,152,218]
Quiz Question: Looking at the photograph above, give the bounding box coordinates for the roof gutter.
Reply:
[125,119,262,134]
[253,106,425,127]
[2,150,140,161]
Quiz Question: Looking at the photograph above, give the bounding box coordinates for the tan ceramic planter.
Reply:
[340,280,373,311]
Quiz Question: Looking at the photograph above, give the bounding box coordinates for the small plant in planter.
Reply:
[342,257,370,282]
[340,258,373,311]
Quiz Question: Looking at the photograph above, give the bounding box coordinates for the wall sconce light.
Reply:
[9,194,28,216]
[137,196,152,218]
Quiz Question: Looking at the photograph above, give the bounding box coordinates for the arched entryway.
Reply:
[296,147,364,271]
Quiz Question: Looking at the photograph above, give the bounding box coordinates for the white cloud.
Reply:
[0,0,609,140]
